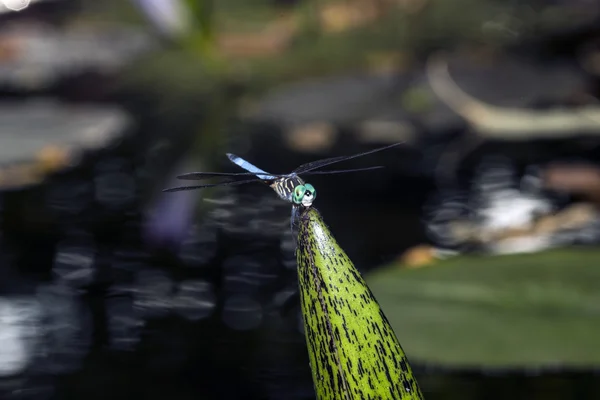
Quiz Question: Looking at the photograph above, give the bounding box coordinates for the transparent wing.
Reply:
[301,166,384,176]
[163,178,261,193]
[292,143,402,174]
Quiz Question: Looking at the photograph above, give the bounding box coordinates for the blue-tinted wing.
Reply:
[177,171,278,180]
[292,143,402,174]
[227,153,277,181]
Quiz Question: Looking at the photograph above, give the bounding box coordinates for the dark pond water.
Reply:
[0,136,598,400]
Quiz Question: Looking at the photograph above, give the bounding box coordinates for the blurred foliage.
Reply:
[81,0,540,97]
[85,0,599,82]
[75,0,600,165]
[366,248,600,367]
[401,86,436,114]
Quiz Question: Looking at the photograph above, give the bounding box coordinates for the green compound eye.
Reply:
[293,185,306,204]
[304,183,316,200]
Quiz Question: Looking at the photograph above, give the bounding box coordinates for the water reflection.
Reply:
[171,280,216,321]
[0,297,40,377]
[279,229,297,270]
[222,295,263,331]
[45,179,93,217]
[177,224,218,267]
[223,256,279,296]
[53,237,96,288]
[94,172,136,210]
[94,158,137,211]
[133,269,174,319]
[35,284,91,375]
[105,293,143,352]
[425,153,600,255]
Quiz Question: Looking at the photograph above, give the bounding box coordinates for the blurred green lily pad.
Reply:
[366,248,600,368]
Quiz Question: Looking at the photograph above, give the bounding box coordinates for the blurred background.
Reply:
[0,0,599,399]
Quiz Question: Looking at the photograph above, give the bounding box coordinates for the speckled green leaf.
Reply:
[296,207,423,400]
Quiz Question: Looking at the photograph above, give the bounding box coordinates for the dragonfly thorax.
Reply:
[270,175,316,207]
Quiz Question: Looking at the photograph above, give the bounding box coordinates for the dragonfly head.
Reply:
[293,183,316,207]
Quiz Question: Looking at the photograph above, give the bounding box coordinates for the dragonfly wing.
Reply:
[292,143,402,174]
[292,154,351,175]
[301,166,384,176]
[163,178,261,192]
[227,153,277,181]
[177,171,262,180]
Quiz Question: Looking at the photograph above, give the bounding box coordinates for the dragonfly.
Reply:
[163,143,402,230]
